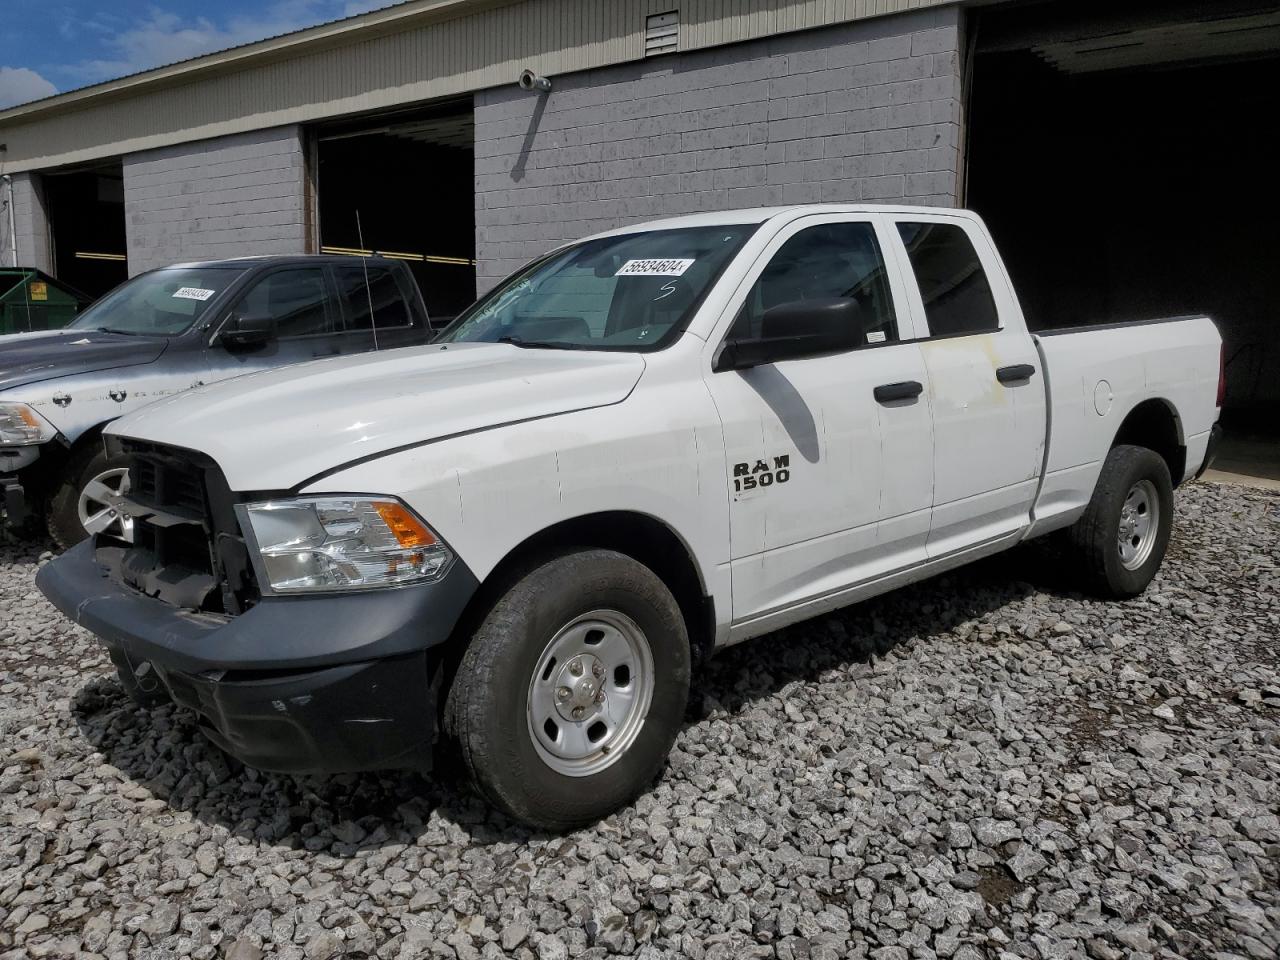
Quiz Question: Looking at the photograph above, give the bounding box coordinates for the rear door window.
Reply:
[335,264,413,332]
[897,222,999,337]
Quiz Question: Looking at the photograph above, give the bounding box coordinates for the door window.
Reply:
[335,264,413,332]
[897,222,999,337]
[730,221,897,346]
[234,268,333,338]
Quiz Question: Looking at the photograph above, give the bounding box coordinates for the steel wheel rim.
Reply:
[78,467,134,543]
[1117,478,1159,571]
[527,608,655,777]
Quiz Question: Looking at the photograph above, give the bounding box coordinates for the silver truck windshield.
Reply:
[68,266,247,337]
[437,225,756,351]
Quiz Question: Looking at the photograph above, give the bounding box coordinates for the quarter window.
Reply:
[730,221,897,346]
[234,268,333,338]
[897,222,999,337]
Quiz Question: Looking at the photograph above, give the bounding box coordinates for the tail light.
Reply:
[1216,344,1226,408]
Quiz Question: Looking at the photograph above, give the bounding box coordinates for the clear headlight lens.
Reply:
[0,402,57,446]
[241,497,453,593]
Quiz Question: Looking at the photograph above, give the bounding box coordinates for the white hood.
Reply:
[109,342,645,490]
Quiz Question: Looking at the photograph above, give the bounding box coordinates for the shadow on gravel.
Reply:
[72,537,1082,849]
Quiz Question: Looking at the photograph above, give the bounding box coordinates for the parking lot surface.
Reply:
[1,481,1277,960]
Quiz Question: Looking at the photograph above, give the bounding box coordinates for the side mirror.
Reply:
[221,313,277,348]
[715,298,861,372]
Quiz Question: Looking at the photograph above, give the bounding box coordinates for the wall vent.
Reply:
[645,11,679,56]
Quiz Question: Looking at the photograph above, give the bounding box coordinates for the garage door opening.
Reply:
[41,160,127,299]
[316,105,475,326]
[967,0,1280,462]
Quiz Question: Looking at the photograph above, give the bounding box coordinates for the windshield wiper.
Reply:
[94,326,144,337]
[496,335,583,350]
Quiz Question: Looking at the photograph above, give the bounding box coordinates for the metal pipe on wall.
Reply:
[1,175,16,267]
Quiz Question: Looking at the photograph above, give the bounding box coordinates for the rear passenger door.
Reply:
[331,263,428,351]
[888,215,1046,557]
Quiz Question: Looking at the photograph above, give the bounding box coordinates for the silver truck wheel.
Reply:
[78,467,134,543]
[1117,478,1159,570]
[1068,444,1173,599]
[527,609,655,777]
[445,549,690,831]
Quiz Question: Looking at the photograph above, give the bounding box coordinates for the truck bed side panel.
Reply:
[1030,316,1220,536]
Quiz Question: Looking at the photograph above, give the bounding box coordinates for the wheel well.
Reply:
[1113,399,1185,485]
[452,512,715,666]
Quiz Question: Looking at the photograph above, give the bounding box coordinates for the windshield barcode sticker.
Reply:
[172,287,216,301]
[615,258,695,277]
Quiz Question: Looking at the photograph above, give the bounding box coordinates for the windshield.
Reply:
[436,225,756,351]
[68,266,247,337]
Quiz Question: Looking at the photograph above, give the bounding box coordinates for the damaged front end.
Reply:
[36,438,480,775]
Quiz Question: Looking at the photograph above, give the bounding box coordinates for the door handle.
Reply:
[996,363,1036,384]
[873,380,924,403]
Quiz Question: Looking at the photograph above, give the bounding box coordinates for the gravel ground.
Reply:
[1,480,1277,960]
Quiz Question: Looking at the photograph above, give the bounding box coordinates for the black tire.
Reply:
[46,445,131,550]
[1068,444,1173,599]
[445,549,690,831]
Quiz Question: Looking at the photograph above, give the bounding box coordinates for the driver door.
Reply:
[206,265,346,380]
[702,214,934,626]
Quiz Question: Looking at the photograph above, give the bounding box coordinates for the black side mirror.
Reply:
[715,298,861,372]
[221,313,277,348]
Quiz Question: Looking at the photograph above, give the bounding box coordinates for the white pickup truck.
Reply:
[38,205,1223,830]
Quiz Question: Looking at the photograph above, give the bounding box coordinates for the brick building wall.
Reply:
[0,173,53,274]
[122,127,309,274]
[473,7,963,292]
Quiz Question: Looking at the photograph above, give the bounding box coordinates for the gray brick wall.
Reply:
[122,126,308,274]
[0,173,53,274]
[474,8,963,292]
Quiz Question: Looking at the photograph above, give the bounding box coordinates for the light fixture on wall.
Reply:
[517,69,551,93]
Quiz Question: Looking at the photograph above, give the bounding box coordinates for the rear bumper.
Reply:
[1194,423,1224,480]
[38,540,478,774]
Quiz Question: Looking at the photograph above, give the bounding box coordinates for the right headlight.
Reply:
[239,496,454,593]
[0,402,57,446]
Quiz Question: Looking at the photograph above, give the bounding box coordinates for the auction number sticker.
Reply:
[172,287,216,301]
[615,258,695,277]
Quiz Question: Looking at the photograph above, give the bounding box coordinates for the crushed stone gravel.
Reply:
[0,481,1277,959]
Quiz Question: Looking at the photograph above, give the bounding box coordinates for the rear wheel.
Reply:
[1068,444,1173,598]
[47,446,133,550]
[446,549,690,831]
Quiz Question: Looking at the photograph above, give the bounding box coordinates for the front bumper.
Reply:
[38,540,478,774]
[1,445,42,526]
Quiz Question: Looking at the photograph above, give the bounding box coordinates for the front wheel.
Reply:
[445,549,690,831]
[47,446,134,550]
[1068,444,1173,599]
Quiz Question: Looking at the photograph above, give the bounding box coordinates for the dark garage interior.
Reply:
[967,0,1280,472]
[41,161,128,300]
[316,105,476,325]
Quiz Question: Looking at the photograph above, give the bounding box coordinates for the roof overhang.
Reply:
[0,0,508,126]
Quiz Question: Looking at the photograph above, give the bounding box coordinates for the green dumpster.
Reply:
[0,268,92,335]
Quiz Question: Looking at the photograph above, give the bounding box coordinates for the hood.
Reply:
[111,342,646,490]
[0,330,168,394]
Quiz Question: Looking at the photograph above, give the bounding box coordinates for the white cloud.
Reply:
[63,2,398,85]
[0,66,58,109]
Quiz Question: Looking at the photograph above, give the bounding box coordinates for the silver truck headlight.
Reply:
[240,497,453,593]
[0,402,57,446]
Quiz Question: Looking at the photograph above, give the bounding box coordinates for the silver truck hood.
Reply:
[108,342,645,490]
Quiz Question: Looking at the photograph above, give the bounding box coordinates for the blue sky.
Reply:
[0,1,396,108]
